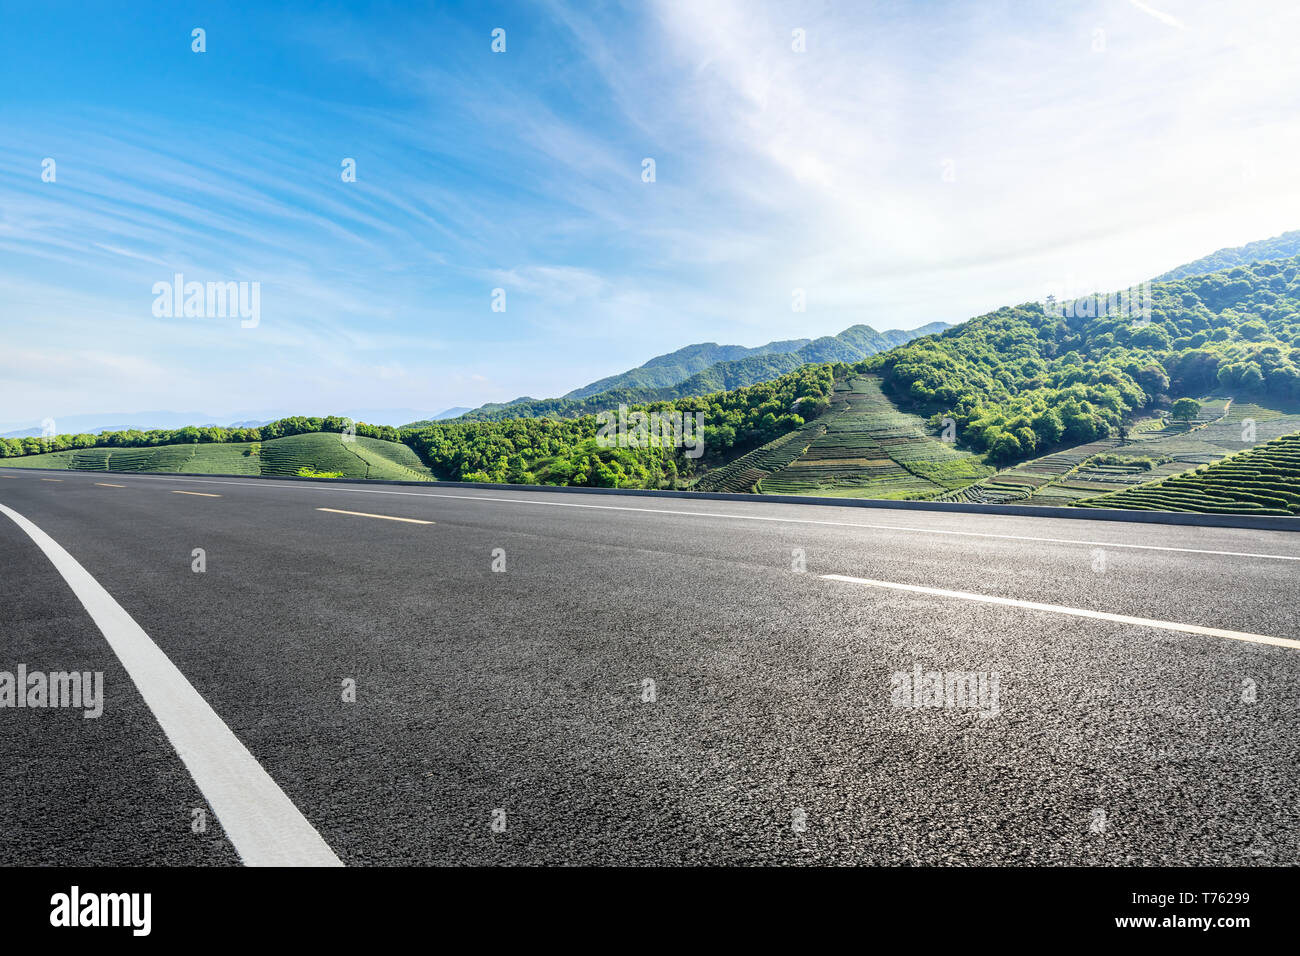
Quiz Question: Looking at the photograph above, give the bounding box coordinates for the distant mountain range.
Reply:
[562,338,813,399]
[1,411,231,439]
[432,322,951,425]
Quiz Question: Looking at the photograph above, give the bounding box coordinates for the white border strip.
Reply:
[0,502,342,866]
[821,573,1300,650]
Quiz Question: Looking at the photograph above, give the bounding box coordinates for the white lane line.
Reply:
[317,507,432,525]
[87,474,1300,563]
[821,573,1300,650]
[0,502,342,867]
[172,490,222,498]
[95,482,125,488]
[40,478,63,482]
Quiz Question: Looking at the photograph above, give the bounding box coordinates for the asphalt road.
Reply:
[2,467,1299,865]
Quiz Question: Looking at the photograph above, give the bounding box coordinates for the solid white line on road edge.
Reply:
[317,507,433,524]
[48,473,1300,563]
[0,502,343,867]
[820,573,1300,650]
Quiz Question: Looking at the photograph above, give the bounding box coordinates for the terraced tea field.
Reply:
[693,419,827,493]
[944,395,1300,507]
[938,437,1125,504]
[723,375,991,498]
[0,433,435,481]
[1074,431,1300,515]
[0,443,262,474]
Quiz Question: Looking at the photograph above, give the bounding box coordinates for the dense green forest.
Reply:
[863,256,1300,463]
[402,364,835,486]
[1153,230,1300,282]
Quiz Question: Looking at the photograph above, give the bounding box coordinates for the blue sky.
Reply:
[2,0,1300,427]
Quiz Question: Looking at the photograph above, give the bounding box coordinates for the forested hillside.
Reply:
[562,338,810,399]
[1153,230,1300,282]
[865,256,1300,463]
[403,364,836,486]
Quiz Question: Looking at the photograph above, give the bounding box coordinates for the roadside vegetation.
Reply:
[401,363,835,487]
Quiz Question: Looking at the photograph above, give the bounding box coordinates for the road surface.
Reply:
[2,467,1298,865]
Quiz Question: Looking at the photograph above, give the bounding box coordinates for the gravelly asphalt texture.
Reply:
[2,468,1298,866]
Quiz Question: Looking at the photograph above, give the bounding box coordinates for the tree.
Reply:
[990,432,1022,463]
[1170,398,1201,423]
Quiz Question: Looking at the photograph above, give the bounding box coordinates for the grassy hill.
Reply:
[1072,431,1300,515]
[1,433,434,481]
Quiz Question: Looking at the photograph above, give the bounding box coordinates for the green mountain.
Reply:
[563,338,810,399]
[866,255,1300,463]
[426,322,949,426]
[1154,229,1300,282]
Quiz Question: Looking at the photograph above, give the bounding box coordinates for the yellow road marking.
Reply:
[316,507,433,525]
[173,490,222,498]
[95,482,126,488]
